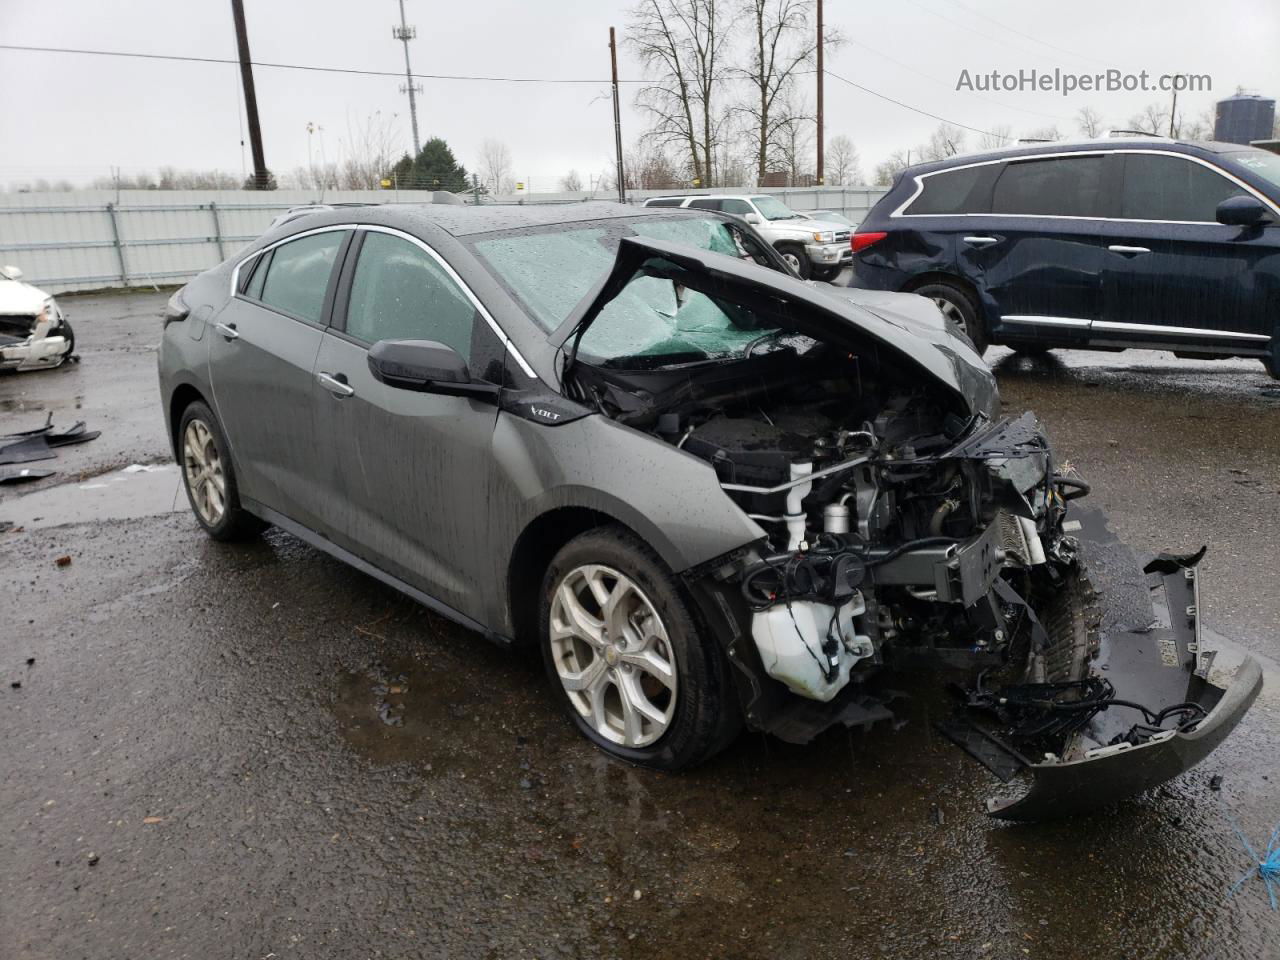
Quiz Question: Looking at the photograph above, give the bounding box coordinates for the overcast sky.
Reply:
[1,0,1278,190]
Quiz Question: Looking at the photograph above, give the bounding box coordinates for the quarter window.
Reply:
[686,198,721,210]
[344,231,477,362]
[1120,154,1246,222]
[907,165,992,215]
[991,156,1105,218]
[256,231,344,323]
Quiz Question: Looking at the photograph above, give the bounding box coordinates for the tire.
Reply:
[539,526,739,771]
[1265,349,1280,380]
[177,400,267,542]
[912,281,989,356]
[776,244,812,280]
[59,318,75,359]
[810,264,841,282]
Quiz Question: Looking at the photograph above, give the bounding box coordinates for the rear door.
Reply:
[209,227,350,529]
[310,227,507,620]
[1097,151,1277,349]
[962,153,1109,345]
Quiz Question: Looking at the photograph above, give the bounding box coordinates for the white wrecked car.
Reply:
[0,265,74,372]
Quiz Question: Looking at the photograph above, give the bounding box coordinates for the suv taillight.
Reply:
[851,231,887,254]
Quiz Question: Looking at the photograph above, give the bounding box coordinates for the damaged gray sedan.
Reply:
[157,202,1261,819]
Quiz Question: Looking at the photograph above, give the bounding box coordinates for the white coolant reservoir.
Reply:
[751,593,875,702]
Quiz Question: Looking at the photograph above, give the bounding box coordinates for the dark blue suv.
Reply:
[850,138,1280,376]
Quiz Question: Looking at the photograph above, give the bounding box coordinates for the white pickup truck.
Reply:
[642,194,852,281]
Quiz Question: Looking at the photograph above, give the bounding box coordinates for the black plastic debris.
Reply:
[0,467,55,485]
[0,418,99,465]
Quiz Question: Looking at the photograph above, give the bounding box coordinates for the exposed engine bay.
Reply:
[566,304,1260,819]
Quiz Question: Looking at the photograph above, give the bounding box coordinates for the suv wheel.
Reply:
[913,281,989,356]
[539,527,738,770]
[776,244,812,280]
[811,264,841,282]
[178,401,267,541]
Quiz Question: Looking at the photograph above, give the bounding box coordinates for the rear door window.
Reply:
[257,231,345,323]
[906,164,994,215]
[720,198,754,216]
[991,155,1105,218]
[1120,153,1247,222]
[686,198,721,210]
[644,198,685,208]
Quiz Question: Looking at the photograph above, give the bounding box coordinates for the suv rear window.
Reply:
[645,198,685,208]
[906,165,991,215]
[1121,153,1246,222]
[686,198,721,210]
[991,155,1105,218]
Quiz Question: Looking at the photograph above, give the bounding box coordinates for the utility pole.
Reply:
[1168,74,1183,138]
[394,0,422,156]
[610,27,626,203]
[816,0,824,185]
[230,0,268,188]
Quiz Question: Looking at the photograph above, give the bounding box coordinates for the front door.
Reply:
[1098,151,1278,351]
[310,227,507,621]
[208,228,349,529]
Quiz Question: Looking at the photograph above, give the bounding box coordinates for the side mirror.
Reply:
[1216,195,1270,227]
[1,265,23,281]
[743,213,762,225]
[367,339,499,399]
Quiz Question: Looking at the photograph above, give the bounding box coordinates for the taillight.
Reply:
[851,231,888,254]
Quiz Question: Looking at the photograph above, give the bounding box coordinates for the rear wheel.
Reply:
[178,401,266,542]
[776,244,812,280]
[913,281,989,356]
[539,527,738,770]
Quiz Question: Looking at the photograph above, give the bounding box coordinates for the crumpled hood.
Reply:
[555,236,999,419]
[0,278,49,316]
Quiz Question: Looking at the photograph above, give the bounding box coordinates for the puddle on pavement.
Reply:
[0,463,184,529]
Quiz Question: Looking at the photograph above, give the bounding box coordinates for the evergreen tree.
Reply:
[383,138,469,192]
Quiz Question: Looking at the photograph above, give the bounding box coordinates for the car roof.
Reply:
[900,137,1252,178]
[646,194,767,202]
[279,200,684,238]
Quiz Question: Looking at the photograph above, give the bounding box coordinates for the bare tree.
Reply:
[1180,107,1215,141]
[978,124,1013,151]
[873,150,911,186]
[737,0,817,180]
[560,169,584,191]
[826,134,860,185]
[1127,102,1170,136]
[775,100,814,184]
[331,111,401,190]
[921,123,966,161]
[1076,106,1104,138]
[479,139,514,194]
[1022,125,1065,142]
[620,140,684,189]
[629,0,729,187]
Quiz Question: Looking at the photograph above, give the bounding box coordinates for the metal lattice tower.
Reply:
[393,0,422,156]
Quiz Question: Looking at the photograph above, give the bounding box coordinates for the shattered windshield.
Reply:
[471,216,782,366]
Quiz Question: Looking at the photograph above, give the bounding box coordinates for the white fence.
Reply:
[0,185,888,295]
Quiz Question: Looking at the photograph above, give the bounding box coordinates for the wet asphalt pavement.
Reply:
[2,290,1279,960]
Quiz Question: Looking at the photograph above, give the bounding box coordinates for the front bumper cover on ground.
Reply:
[959,506,1262,821]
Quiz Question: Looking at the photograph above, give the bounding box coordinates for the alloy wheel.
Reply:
[182,418,226,526]
[931,295,969,337]
[549,564,678,748]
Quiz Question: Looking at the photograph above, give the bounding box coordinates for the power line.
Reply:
[938,0,1117,70]
[4,40,1005,142]
[0,42,643,84]
[823,69,1000,139]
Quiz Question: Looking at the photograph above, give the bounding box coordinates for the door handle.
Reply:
[317,371,355,398]
[1108,245,1151,255]
[963,236,1000,247]
[215,322,239,341]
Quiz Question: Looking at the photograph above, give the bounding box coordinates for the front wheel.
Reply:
[539,527,738,770]
[776,244,812,280]
[913,281,989,356]
[810,264,841,282]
